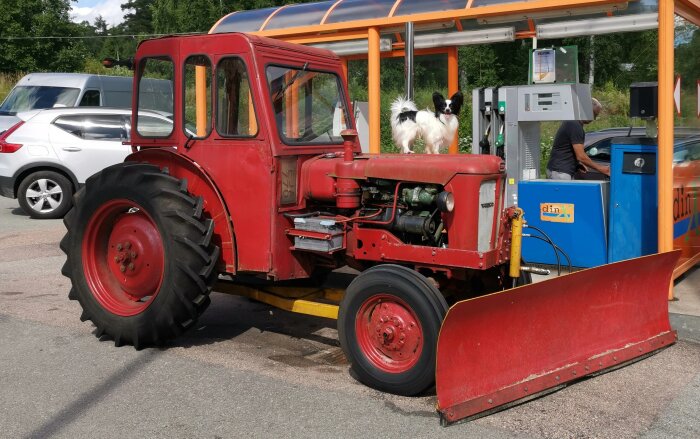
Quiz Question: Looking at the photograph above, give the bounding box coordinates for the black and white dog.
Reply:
[390,91,463,154]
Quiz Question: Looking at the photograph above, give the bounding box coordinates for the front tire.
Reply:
[18,170,73,219]
[60,163,220,349]
[338,265,448,396]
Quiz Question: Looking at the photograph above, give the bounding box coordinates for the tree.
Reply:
[121,0,154,34]
[0,0,88,72]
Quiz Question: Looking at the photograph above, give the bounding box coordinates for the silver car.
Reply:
[0,107,172,219]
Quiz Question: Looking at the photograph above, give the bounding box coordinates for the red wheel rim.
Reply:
[82,199,165,316]
[355,294,424,373]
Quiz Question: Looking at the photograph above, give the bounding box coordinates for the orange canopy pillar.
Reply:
[448,46,459,154]
[195,66,208,137]
[658,0,675,299]
[368,26,381,154]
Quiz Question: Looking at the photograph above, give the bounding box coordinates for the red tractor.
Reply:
[61,33,678,424]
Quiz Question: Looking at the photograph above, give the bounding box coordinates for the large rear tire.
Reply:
[338,265,448,396]
[60,162,219,349]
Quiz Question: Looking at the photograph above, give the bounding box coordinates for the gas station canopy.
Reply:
[210,0,659,36]
[208,0,700,282]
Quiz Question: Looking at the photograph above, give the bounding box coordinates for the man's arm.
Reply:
[573,143,610,176]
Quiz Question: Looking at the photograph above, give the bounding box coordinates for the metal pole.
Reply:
[405,22,415,101]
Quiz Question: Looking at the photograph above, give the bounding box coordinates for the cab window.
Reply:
[137,57,174,137]
[266,65,350,145]
[216,57,257,137]
[184,55,212,138]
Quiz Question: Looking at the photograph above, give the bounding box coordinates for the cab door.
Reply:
[178,36,275,274]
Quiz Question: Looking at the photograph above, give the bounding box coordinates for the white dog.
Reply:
[390,91,463,154]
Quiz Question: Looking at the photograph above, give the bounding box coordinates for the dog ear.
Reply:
[432,92,445,108]
[450,91,464,114]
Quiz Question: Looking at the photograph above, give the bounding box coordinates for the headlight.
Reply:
[437,191,455,212]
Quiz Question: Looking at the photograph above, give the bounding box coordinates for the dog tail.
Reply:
[391,96,417,120]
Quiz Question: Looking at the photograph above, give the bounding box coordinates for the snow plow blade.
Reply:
[436,251,680,425]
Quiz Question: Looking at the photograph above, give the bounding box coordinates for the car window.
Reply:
[687,142,700,161]
[82,115,126,140]
[54,114,127,141]
[137,115,174,137]
[586,138,612,161]
[79,90,101,107]
[676,141,700,163]
[0,86,80,114]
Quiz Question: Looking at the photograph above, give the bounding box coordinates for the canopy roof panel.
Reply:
[393,1,469,17]
[215,7,279,33]
[324,0,397,24]
[265,1,335,30]
[210,0,659,37]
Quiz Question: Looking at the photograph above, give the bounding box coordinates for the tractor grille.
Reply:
[478,180,497,252]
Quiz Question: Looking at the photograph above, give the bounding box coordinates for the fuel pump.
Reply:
[472,83,593,207]
[472,88,502,156]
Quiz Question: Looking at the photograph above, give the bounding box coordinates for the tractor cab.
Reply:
[129,33,358,277]
[130,33,356,157]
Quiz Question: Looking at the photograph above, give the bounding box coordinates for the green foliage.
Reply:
[0,0,89,72]
[121,0,154,34]
[0,72,24,102]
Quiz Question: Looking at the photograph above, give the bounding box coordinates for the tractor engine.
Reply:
[356,181,452,247]
[298,140,510,276]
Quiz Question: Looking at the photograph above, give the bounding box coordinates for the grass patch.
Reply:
[0,72,24,103]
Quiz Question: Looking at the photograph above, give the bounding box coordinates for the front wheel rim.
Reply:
[25,178,63,213]
[82,199,165,316]
[355,294,424,373]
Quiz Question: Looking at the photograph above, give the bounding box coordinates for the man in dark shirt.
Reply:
[546,98,610,180]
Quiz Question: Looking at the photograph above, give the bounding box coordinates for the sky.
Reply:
[71,0,126,27]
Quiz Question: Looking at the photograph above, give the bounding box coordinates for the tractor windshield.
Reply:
[267,65,350,145]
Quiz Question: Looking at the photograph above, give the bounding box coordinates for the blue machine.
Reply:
[519,180,609,268]
[607,138,658,262]
[519,137,659,268]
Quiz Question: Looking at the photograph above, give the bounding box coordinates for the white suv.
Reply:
[0,107,172,219]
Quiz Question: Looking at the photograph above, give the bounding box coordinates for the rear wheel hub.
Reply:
[83,200,164,316]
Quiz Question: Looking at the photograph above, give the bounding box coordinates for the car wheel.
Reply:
[17,171,73,219]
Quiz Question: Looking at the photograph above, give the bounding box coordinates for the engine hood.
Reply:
[354,154,504,185]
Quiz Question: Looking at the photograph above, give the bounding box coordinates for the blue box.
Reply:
[608,138,658,262]
[519,180,609,268]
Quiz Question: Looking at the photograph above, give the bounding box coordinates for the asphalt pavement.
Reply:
[0,196,698,438]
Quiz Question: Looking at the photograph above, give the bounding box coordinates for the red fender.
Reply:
[126,149,236,273]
